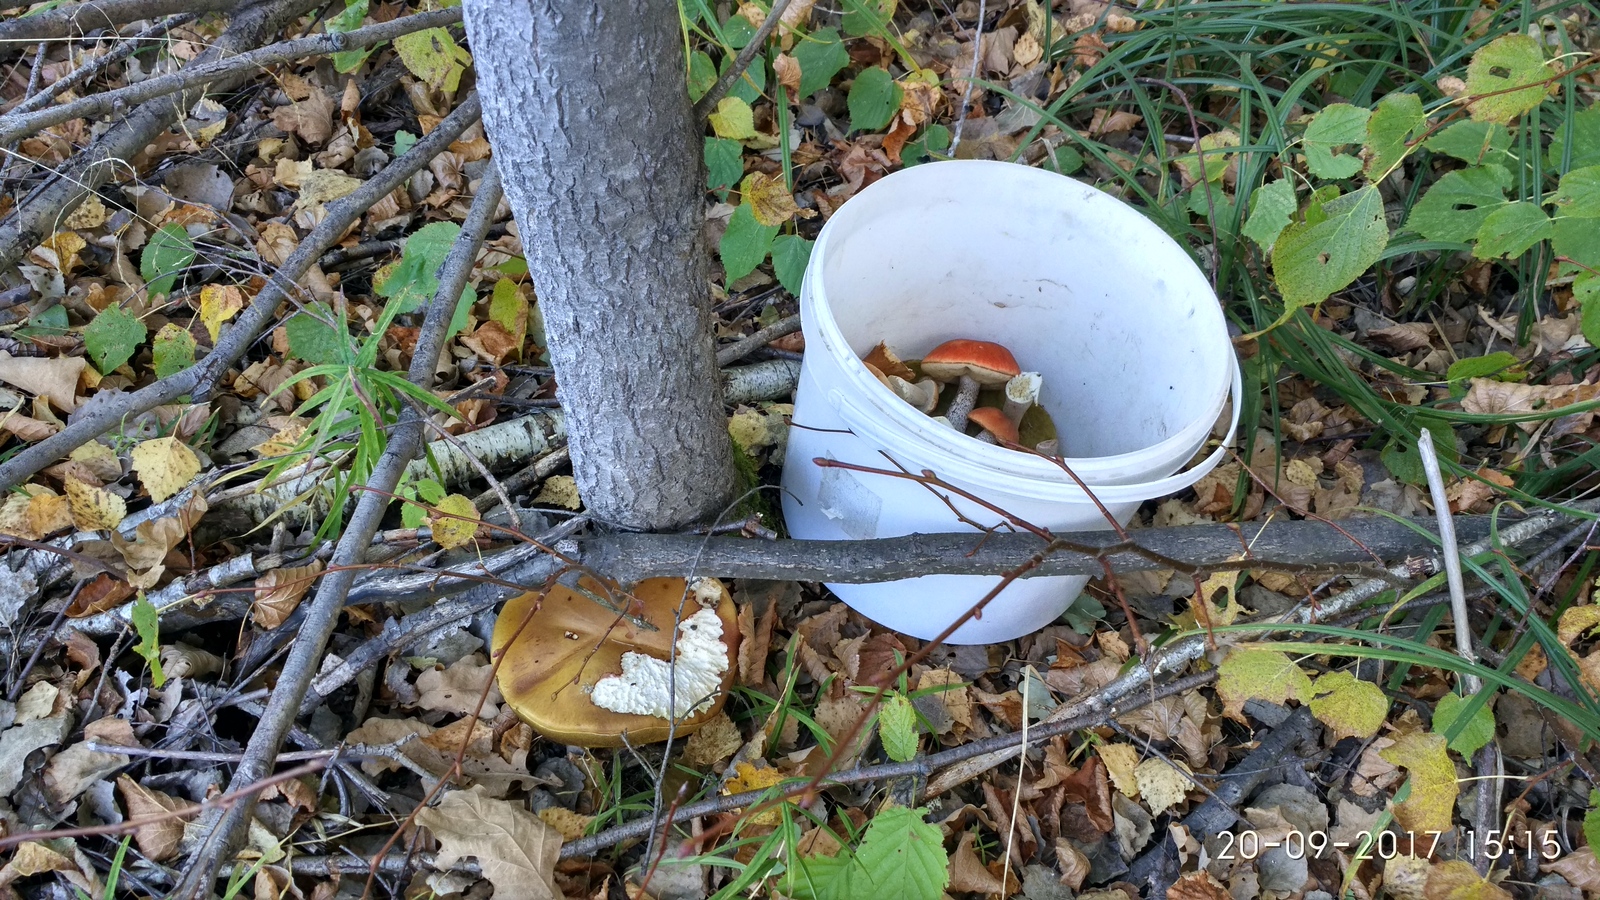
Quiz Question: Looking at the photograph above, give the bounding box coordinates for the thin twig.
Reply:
[948,0,988,156]
[0,0,235,43]
[1418,428,1480,693]
[692,0,796,120]
[716,313,800,367]
[7,13,198,117]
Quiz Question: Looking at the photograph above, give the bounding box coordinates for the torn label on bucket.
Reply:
[589,608,729,719]
[816,458,883,540]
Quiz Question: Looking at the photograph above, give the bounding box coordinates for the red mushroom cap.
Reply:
[968,407,1020,445]
[920,339,1021,386]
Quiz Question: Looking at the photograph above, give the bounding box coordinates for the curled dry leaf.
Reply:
[158,644,224,679]
[1461,378,1600,432]
[252,560,325,629]
[116,775,191,862]
[0,351,85,411]
[414,784,562,900]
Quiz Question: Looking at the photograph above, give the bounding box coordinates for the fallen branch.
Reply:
[0,93,481,492]
[6,13,198,117]
[722,358,799,405]
[0,0,235,43]
[170,165,504,897]
[716,313,801,367]
[0,7,464,144]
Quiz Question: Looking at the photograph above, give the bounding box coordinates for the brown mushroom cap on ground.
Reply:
[968,406,1021,445]
[492,576,739,747]
[919,339,1021,386]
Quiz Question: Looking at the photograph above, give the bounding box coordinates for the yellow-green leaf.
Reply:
[1216,647,1312,722]
[1465,34,1549,124]
[1307,670,1388,741]
[1380,732,1458,835]
[429,493,480,549]
[709,97,757,140]
[394,28,472,92]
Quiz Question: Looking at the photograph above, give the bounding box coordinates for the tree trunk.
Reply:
[462,0,735,530]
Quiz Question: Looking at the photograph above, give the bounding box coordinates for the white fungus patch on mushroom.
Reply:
[589,607,729,719]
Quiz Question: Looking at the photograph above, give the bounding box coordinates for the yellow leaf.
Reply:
[1379,732,1458,835]
[536,807,593,842]
[64,195,107,230]
[534,475,582,510]
[1134,757,1191,814]
[723,761,788,825]
[1215,647,1312,722]
[1307,670,1389,741]
[1098,742,1141,797]
[253,420,307,458]
[65,477,127,531]
[130,437,201,502]
[741,172,814,227]
[199,284,245,344]
[1558,605,1600,647]
[32,231,87,273]
[709,97,757,140]
[70,442,123,482]
[1183,570,1243,631]
[1424,859,1513,900]
[429,493,480,549]
[25,492,73,537]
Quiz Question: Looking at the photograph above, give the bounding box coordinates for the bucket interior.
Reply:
[813,162,1230,462]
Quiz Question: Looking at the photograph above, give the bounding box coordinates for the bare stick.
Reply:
[7,13,199,117]
[0,93,481,493]
[170,166,503,897]
[0,0,235,43]
[0,8,463,144]
[692,0,796,120]
[716,313,800,367]
[1417,428,1480,693]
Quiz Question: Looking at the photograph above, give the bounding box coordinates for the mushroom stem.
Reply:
[1003,372,1042,426]
[945,375,980,432]
[975,431,997,444]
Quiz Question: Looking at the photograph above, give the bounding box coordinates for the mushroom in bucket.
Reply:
[492,576,739,747]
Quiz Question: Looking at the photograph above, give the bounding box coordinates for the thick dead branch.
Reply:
[0,0,323,272]
[0,93,480,493]
[0,7,463,144]
[722,358,799,404]
[171,166,504,897]
[0,0,236,43]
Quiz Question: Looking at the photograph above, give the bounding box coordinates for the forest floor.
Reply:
[0,0,1598,899]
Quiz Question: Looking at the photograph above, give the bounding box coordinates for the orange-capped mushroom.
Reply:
[492,576,739,747]
[968,406,1020,446]
[921,339,1020,431]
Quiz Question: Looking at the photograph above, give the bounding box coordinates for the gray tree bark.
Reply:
[462,0,736,530]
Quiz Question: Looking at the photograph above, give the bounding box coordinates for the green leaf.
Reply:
[327,0,374,73]
[1272,185,1388,310]
[1242,178,1296,252]
[720,203,779,282]
[131,596,166,688]
[1215,647,1312,720]
[447,288,475,339]
[1549,105,1600,170]
[903,124,952,167]
[1427,120,1512,167]
[1446,351,1518,382]
[709,97,758,140]
[1583,288,1600,351]
[375,221,463,314]
[1302,103,1370,179]
[793,28,849,98]
[1433,692,1495,757]
[286,311,350,365]
[19,303,68,338]
[878,692,918,762]
[771,235,813,295]
[1585,790,1600,853]
[1307,670,1388,741]
[705,137,745,193]
[847,67,902,133]
[151,322,196,379]
[84,306,147,374]
[394,27,471,92]
[393,130,418,156]
[687,50,717,102]
[1186,187,1236,222]
[842,0,896,38]
[722,14,757,50]
[1381,418,1456,485]
[140,223,196,298]
[1551,165,1600,218]
[1047,142,1083,175]
[718,50,767,105]
[1553,214,1600,278]
[1472,201,1552,259]
[1362,92,1424,178]
[1405,165,1512,243]
[1465,34,1549,124]
[784,806,948,900]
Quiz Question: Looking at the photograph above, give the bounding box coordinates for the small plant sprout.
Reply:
[919,339,1021,432]
[492,576,739,746]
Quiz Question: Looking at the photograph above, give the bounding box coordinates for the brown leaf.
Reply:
[65,573,134,617]
[461,320,521,364]
[1,411,60,441]
[1542,848,1600,892]
[947,831,1010,895]
[43,718,136,805]
[415,784,562,900]
[774,53,801,94]
[270,86,336,145]
[1061,755,1114,833]
[1368,323,1434,352]
[742,171,813,227]
[1461,378,1600,432]
[252,561,324,629]
[1054,837,1091,890]
[736,599,775,687]
[1168,871,1231,900]
[415,653,503,718]
[0,351,85,411]
[1088,109,1142,137]
[116,775,190,861]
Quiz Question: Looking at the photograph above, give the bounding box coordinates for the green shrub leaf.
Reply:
[1465,34,1549,124]
[132,596,166,688]
[705,137,744,193]
[1473,201,1552,259]
[1303,103,1370,179]
[1446,351,1518,382]
[151,323,196,379]
[720,203,779,282]
[1549,105,1600,170]
[286,311,349,365]
[708,97,758,140]
[783,806,948,900]
[376,221,463,314]
[1551,165,1600,217]
[878,692,918,762]
[1242,178,1296,251]
[1307,670,1389,741]
[1272,185,1388,309]
[1362,92,1424,178]
[847,67,902,133]
[771,234,814,295]
[1427,120,1512,167]
[1405,165,1512,242]
[1433,692,1495,757]
[687,50,717,102]
[327,0,374,73]
[793,28,849,98]
[843,0,897,38]
[84,306,148,374]
[140,223,196,298]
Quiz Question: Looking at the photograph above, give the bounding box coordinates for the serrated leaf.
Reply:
[151,323,195,379]
[772,235,813,295]
[285,311,348,365]
[1446,351,1518,382]
[843,0,896,37]
[1272,185,1388,309]
[794,28,849,98]
[705,136,744,192]
[1134,758,1191,815]
[1243,178,1296,252]
[1433,692,1495,757]
[720,203,779,282]
[394,27,471,92]
[199,284,244,344]
[1472,201,1552,259]
[84,306,148,375]
[784,806,948,900]
[904,124,953,167]
[709,97,758,140]
[687,50,717,102]
[1428,120,1513,167]
[131,436,201,502]
[1551,165,1600,217]
[65,477,126,531]
[1585,791,1600,852]
[1549,105,1600,170]
[847,67,902,133]
[1216,647,1312,722]
[375,221,463,314]
[878,692,918,762]
[1465,34,1549,124]
[429,493,479,549]
[1405,165,1512,243]
[131,596,165,688]
[1379,732,1458,835]
[1303,103,1370,179]
[327,0,373,73]
[1307,670,1388,740]
[140,223,196,298]
[1363,92,1424,177]
[414,785,561,900]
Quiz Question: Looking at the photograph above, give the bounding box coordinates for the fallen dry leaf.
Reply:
[116,775,191,861]
[0,351,85,411]
[252,560,325,629]
[130,436,202,501]
[415,784,562,900]
[64,477,127,531]
[415,653,503,718]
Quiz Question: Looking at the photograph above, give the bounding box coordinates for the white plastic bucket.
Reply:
[779,160,1240,644]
